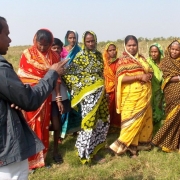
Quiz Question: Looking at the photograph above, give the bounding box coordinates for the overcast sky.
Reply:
[1,0,180,46]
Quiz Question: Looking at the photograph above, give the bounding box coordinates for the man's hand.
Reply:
[50,59,69,76]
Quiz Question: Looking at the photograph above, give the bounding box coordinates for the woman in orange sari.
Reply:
[103,43,121,130]
[18,29,61,169]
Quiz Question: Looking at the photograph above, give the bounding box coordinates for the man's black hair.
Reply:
[0,16,6,33]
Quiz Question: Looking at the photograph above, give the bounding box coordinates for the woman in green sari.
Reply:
[63,31,109,164]
[147,43,165,132]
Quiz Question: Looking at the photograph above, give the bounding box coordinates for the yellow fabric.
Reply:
[71,79,104,107]
[111,53,153,153]
[116,75,124,114]
[116,55,152,113]
[161,76,171,90]
[81,89,104,129]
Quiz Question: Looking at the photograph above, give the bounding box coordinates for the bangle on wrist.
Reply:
[56,96,62,99]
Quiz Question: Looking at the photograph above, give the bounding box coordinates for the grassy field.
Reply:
[5,40,180,180]
[28,133,180,180]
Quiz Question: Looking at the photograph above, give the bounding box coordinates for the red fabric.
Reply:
[108,62,121,127]
[109,92,121,127]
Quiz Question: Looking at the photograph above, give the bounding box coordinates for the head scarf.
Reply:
[149,43,164,60]
[63,30,81,65]
[103,42,118,65]
[33,28,54,52]
[147,43,164,83]
[165,40,180,60]
[82,30,97,51]
[64,30,78,47]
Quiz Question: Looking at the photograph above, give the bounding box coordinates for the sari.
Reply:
[147,43,165,126]
[103,43,121,129]
[152,40,180,152]
[17,30,59,169]
[63,31,109,163]
[109,48,153,155]
[60,30,82,138]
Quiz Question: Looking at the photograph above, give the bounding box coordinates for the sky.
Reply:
[1,0,180,46]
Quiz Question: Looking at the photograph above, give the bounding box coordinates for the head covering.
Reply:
[33,28,54,52]
[149,43,164,60]
[63,30,81,65]
[165,40,180,59]
[103,42,118,65]
[81,30,97,51]
[64,30,79,46]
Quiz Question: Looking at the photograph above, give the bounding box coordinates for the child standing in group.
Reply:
[50,38,71,163]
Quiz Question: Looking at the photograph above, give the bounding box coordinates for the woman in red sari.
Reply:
[17,29,61,170]
[103,43,121,131]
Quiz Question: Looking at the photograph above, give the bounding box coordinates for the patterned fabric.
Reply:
[17,29,59,169]
[75,87,109,163]
[103,43,121,128]
[147,43,165,124]
[152,40,180,152]
[109,48,153,155]
[60,30,82,138]
[63,31,109,163]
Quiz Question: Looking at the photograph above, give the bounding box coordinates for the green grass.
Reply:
[28,133,180,180]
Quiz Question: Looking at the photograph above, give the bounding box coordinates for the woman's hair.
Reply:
[150,45,160,53]
[170,41,180,48]
[52,38,63,48]
[36,29,52,44]
[65,31,75,39]
[84,31,92,40]
[125,35,138,45]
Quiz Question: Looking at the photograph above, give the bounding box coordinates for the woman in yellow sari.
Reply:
[109,35,153,157]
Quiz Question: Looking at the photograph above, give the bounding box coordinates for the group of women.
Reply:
[17,28,180,170]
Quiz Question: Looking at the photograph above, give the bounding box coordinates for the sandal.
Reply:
[53,154,63,164]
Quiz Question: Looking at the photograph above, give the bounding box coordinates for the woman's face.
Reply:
[170,43,180,59]
[67,32,76,47]
[125,39,138,56]
[107,44,117,58]
[36,39,50,53]
[150,46,160,62]
[84,33,96,51]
